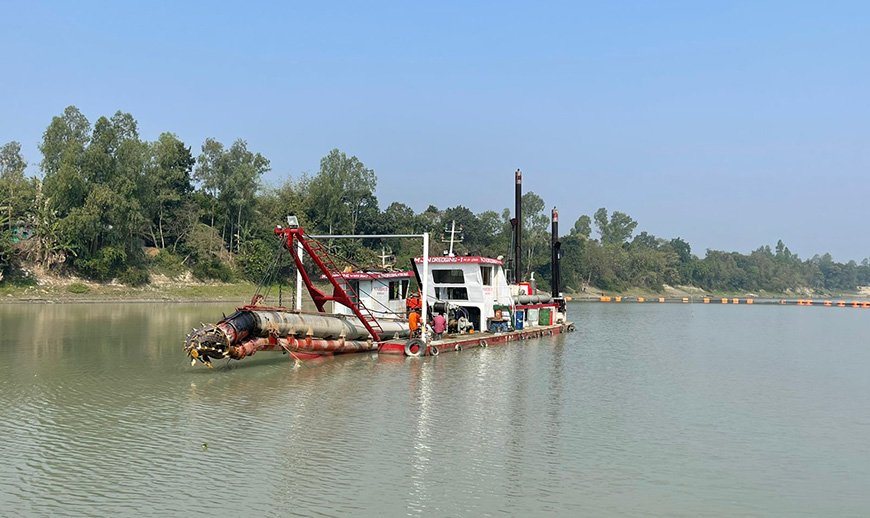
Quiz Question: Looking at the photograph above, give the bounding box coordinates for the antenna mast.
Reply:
[378,247,394,268]
[441,220,463,256]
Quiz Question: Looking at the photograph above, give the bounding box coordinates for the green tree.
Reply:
[40,106,91,216]
[194,138,227,230]
[382,202,417,234]
[19,182,73,269]
[237,238,273,282]
[307,149,377,234]
[476,209,509,258]
[194,138,269,253]
[570,215,591,239]
[0,141,26,181]
[0,141,31,231]
[520,192,549,279]
[224,140,270,253]
[594,207,637,246]
[257,175,311,236]
[0,212,13,279]
[630,231,659,249]
[666,237,693,283]
[145,133,195,249]
[55,111,149,278]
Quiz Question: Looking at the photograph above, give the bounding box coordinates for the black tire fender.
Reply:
[404,338,425,357]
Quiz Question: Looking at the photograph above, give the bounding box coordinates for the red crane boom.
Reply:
[275,225,385,341]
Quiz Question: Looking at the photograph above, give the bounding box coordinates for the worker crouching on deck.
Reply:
[432,313,446,340]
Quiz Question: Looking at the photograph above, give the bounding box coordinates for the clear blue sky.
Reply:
[2,1,868,261]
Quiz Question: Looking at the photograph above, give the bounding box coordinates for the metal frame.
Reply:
[282,228,430,345]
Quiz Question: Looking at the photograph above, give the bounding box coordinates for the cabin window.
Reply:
[480,266,492,286]
[433,269,465,284]
[436,287,469,300]
[389,280,409,300]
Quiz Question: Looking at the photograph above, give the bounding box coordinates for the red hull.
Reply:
[222,323,574,361]
[378,322,572,356]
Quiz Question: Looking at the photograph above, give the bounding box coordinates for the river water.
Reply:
[0,302,868,517]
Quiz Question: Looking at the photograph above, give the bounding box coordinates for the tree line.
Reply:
[2,105,868,294]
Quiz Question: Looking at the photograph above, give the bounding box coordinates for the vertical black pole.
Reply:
[551,207,561,297]
[515,169,522,284]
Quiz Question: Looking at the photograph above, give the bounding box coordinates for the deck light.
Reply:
[286,215,299,228]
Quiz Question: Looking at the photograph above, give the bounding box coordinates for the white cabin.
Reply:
[415,256,514,332]
[325,270,415,319]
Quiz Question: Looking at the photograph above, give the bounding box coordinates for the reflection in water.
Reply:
[1,303,870,516]
[408,358,431,515]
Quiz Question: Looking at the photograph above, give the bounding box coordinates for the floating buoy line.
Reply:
[588,296,869,308]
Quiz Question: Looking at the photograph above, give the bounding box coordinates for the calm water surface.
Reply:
[1,302,869,517]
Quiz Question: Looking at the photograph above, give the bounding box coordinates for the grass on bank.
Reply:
[0,279,266,303]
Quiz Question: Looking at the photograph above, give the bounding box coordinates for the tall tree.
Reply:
[594,207,637,246]
[570,215,591,240]
[521,192,549,279]
[53,111,150,278]
[257,175,311,237]
[223,139,269,253]
[0,141,28,230]
[194,138,228,230]
[0,141,26,180]
[382,202,417,234]
[307,149,377,234]
[194,138,269,252]
[40,106,91,216]
[146,133,195,248]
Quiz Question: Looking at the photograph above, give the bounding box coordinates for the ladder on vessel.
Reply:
[300,237,385,341]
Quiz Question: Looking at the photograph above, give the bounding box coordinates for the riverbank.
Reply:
[0,277,263,304]
[3,277,867,304]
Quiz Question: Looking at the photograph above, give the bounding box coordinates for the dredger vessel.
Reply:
[184,169,574,367]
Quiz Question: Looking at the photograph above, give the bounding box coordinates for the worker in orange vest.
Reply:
[408,309,420,337]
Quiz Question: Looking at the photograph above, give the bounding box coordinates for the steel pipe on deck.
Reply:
[513,294,554,304]
[250,310,410,340]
